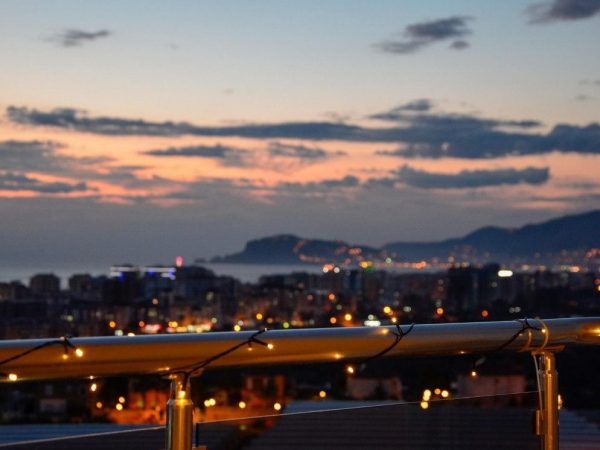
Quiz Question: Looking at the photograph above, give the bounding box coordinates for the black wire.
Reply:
[469,318,542,375]
[0,336,75,367]
[167,328,270,378]
[356,323,415,373]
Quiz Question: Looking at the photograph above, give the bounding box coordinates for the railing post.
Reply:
[534,351,559,450]
[165,373,194,450]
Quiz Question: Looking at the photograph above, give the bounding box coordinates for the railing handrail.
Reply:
[1,317,600,381]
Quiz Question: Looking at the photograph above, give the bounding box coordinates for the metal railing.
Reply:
[2,317,600,450]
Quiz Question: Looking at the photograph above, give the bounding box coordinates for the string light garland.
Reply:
[346,322,415,375]
[0,336,84,380]
[467,317,544,377]
[491,318,541,353]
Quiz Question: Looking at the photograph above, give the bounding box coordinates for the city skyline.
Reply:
[1,0,599,267]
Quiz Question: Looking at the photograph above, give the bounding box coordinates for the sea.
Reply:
[0,262,325,286]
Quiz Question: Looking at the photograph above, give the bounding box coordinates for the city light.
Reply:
[233,324,241,332]
[273,402,282,411]
[498,269,513,278]
[75,348,84,357]
[267,343,274,350]
[436,307,444,316]
[108,320,117,329]
[255,313,263,320]
[238,401,246,409]
[90,383,97,392]
[95,402,103,409]
[8,373,18,382]
[344,313,352,321]
[434,388,441,395]
[319,390,327,398]
[330,317,337,324]
[118,396,126,404]
[471,370,478,377]
[346,365,355,374]
[441,390,449,398]
[115,403,123,411]
[383,306,392,315]
[422,389,432,401]
[481,309,489,318]
[420,401,429,410]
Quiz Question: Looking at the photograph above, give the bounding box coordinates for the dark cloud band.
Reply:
[395,165,550,189]
[7,105,600,159]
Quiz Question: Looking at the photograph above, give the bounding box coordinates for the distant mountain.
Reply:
[383,210,600,259]
[211,210,600,264]
[211,234,380,265]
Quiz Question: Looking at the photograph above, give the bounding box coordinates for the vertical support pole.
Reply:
[166,373,193,450]
[535,351,559,450]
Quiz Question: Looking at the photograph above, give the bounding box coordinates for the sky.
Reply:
[0,0,599,268]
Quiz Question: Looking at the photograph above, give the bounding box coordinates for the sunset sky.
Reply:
[0,0,599,268]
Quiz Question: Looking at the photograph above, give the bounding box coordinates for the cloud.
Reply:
[579,79,600,86]
[372,106,599,159]
[267,142,346,160]
[7,107,188,136]
[0,139,108,174]
[49,29,112,47]
[0,172,90,193]
[370,99,434,121]
[144,145,234,158]
[527,0,600,23]
[0,140,171,193]
[375,16,473,54]
[7,106,369,140]
[143,143,252,168]
[7,105,600,159]
[272,176,362,197]
[449,40,470,50]
[394,165,550,189]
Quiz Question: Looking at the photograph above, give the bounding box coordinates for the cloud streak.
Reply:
[49,29,112,47]
[375,16,473,54]
[143,144,250,166]
[528,0,600,23]
[394,165,550,189]
[267,142,346,160]
[0,172,90,193]
[396,166,550,189]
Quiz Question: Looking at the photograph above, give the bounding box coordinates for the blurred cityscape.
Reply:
[1,259,598,427]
